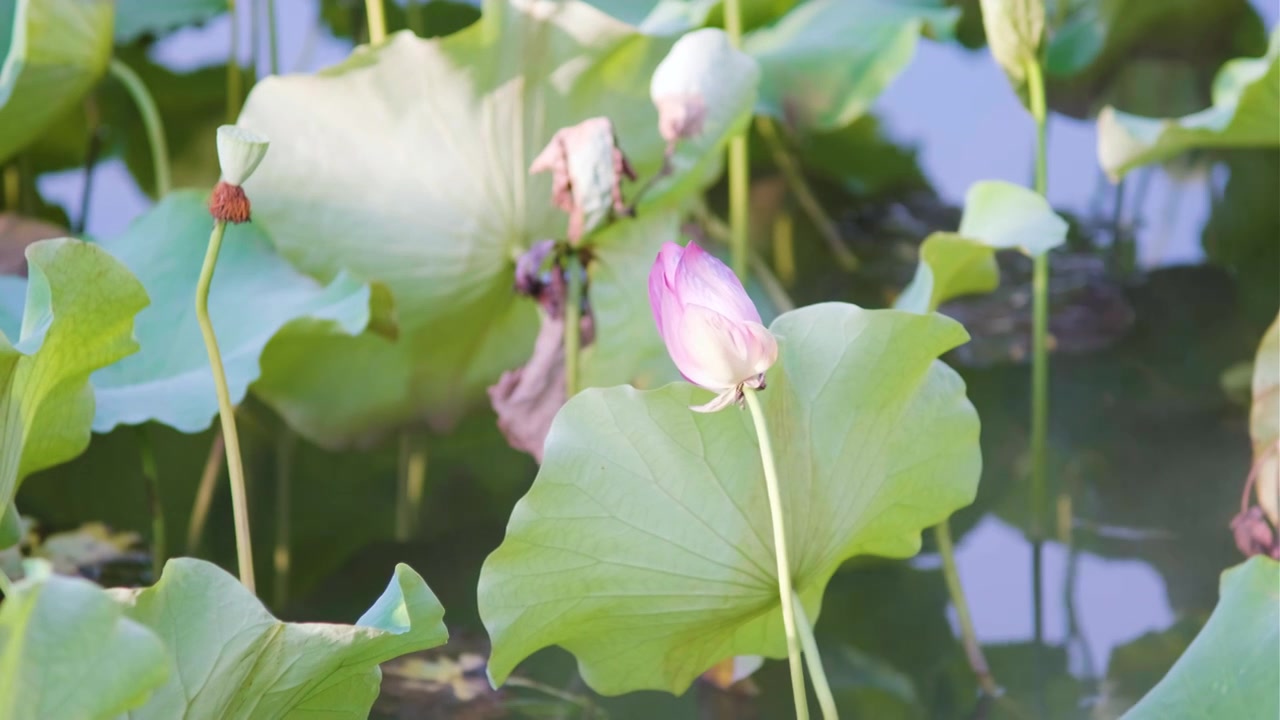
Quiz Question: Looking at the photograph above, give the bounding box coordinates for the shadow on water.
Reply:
[14,1,1279,718]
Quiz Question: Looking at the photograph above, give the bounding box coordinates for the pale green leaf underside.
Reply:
[894,232,1000,315]
[0,0,114,164]
[112,557,448,720]
[957,179,1067,257]
[1098,29,1280,181]
[479,303,981,694]
[0,238,148,547]
[238,0,751,443]
[0,560,169,720]
[89,191,373,435]
[1121,557,1279,720]
[745,0,958,132]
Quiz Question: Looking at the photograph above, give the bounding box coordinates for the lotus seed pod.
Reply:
[216,125,270,186]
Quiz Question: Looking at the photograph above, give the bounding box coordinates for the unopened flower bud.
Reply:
[648,241,777,413]
[650,29,759,146]
[530,117,635,245]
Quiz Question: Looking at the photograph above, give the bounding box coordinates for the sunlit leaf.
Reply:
[744,0,958,132]
[238,0,754,444]
[956,179,1067,257]
[1121,557,1279,720]
[894,232,999,315]
[1097,29,1280,181]
[0,239,148,547]
[88,191,374,436]
[110,557,449,719]
[0,559,169,719]
[479,303,980,693]
[1251,315,1278,526]
[114,0,226,43]
[0,0,113,163]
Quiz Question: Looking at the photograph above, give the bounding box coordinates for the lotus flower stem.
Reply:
[1026,56,1051,713]
[395,431,428,541]
[723,0,749,281]
[108,58,171,197]
[742,387,809,720]
[791,590,838,718]
[564,255,584,397]
[0,565,11,596]
[137,426,166,580]
[186,429,225,554]
[406,0,424,35]
[274,426,295,608]
[196,219,257,594]
[756,117,858,271]
[265,0,280,76]
[228,0,242,123]
[365,0,387,44]
[935,519,997,695]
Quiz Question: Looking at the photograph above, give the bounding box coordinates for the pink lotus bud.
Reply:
[648,241,777,412]
[530,117,635,245]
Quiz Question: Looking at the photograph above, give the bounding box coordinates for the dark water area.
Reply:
[16,1,1280,718]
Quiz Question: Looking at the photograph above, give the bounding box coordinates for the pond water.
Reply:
[23,2,1278,718]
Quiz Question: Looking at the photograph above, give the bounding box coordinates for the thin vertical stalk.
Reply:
[274,427,295,608]
[772,207,796,286]
[365,0,387,44]
[756,117,857,270]
[265,0,279,76]
[792,591,838,719]
[741,388,809,720]
[137,426,166,580]
[406,0,424,35]
[724,0,749,281]
[196,220,256,594]
[186,430,225,554]
[395,431,428,541]
[2,165,17,210]
[227,0,242,122]
[935,519,997,695]
[1026,57,1051,719]
[0,565,11,597]
[108,58,171,198]
[564,255,584,398]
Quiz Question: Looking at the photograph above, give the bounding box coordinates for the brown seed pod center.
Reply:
[209,181,252,224]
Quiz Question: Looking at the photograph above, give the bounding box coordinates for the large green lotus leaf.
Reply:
[0,0,113,164]
[744,0,958,132]
[114,0,225,43]
[110,557,449,719]
[238,0,754,442]
[88,191,373,436]
[956,179,1067,257]
[0,238,148,547]
[581,0,716,34]
[1098,29,1280,181]
[0,559,169,719]
[894,232,1000,315]
[1121,557,1279,720]
[479,303,981,693]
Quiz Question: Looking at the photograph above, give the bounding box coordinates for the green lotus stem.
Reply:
[742,387,809,720]
[274,427,295,608]
[395,431,428,541]
[137,426,166,580]
[227,0,242,122]
[0,565,11,596]
[1026,56,1051,713]
[564,254,584,398]
[108,58,171,198]
[265,0,279,76]
[365,0,387,44]
[756,117,858,271]
[196,219,257,594]
[772,206,796,286]
[406,0,424,35]
[186,429,225,554]
[935,519,997,695]
[792,590,838,719]
[724,0,749,281]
